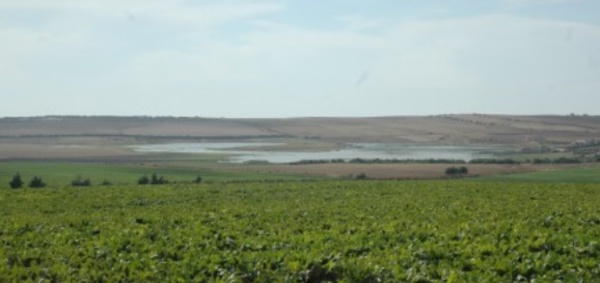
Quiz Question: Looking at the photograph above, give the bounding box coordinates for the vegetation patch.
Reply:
[1,181,600,281]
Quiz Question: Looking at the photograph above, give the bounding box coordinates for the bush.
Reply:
[71,176,91,187]
[193,175,203,184]
[101,180,112,186]
[9,173,23,189]
[354,173,368,180]
[29,176,46,188]
[150,173,168,185]
[445,166,468,176]
[138,174,168,185]
[469,158,519,164]
[138,175,150,185]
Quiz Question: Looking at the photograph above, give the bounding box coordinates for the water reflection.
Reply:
[132,143,499,164]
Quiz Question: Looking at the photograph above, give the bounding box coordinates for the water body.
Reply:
[132,143,501,164]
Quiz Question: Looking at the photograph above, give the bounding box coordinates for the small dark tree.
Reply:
[101,180,112,186]
[193,175,203,184]
[71,176,92,187]
[150,173,167,185]
[445,166,468,176]
[138,175,150,185]
[9,173,23,189]
[29,176,46,188]
[354,172,368,180]
[445,167,458,175]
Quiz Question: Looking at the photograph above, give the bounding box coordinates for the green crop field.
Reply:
[478,165,600,183]
[0,161,318,188]
[2,180,600,282]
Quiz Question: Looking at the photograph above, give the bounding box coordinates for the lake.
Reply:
[132,143,501,164]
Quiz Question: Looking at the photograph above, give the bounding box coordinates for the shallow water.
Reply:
[131,142,500,163]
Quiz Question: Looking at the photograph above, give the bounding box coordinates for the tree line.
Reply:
[8,173,203,189]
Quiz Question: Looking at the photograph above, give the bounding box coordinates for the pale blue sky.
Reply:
[1,0,599,117]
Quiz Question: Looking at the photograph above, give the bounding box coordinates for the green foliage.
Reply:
[193,175,203,184]
[469,158,520,164]
[0,161,315,187]
[28,176,46,188]
[354,172,368,180]
[291,158,467,165]
[479,166,600,183]
[71,176,91,187]
[138,174,168,185]
[1,181,600,281]
[137,175,150,185]
[150,173,168,185]
[532,157,582,164]
[445,166,468,176]
[9,173,23,189]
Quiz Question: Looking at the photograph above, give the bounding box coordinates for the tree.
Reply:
[9,173,23,189]
[138,174,167,185]
[71,176,91,187]
[445,167,458,175]
[354,173,368,180]
[193,175,203,184]
[150,173,167,185]
[445,166,468,176]
[138,175,150,185]
[29,176,46,188]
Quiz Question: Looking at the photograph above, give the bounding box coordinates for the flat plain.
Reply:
[1,115,600,282]
[1,114,599,182]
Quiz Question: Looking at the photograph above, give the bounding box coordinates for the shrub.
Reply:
[138,175,150,185]
[9,173,23,189]
[29,176,46,188]
[193,175,203,184]
[355,173,368,180]
[445,166,468,176]
[101,180,112,186]
[71,176,92,187]
[150,173,168,185]
[139,174,168,185]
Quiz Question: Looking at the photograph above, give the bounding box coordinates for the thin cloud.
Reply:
[0,1,599,117]
[503,0,584,5]
[0,1,284,28]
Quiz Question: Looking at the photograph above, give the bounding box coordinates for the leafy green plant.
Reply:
[9,173,23,189]
[28,176,46,188]
[445,166,468,176]
[71,176,91,187]
[1,181,600,281]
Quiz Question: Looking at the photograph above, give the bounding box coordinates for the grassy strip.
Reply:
[0,161,320,188]
[476,165,600,183]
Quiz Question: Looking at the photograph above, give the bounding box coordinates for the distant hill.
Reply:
[1,114,599,146]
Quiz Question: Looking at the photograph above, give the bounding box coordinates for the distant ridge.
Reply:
[1,114,599,146]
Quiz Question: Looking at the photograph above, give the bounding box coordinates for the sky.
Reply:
[1,0,599,118]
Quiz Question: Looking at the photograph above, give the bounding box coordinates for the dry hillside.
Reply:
[1,114,599,146]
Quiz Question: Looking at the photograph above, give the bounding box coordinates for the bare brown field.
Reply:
[1,114,598,180]
[2,115,599,147]
[0,142,135,160]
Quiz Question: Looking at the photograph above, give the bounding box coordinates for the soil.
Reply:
[1,114,598,179]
